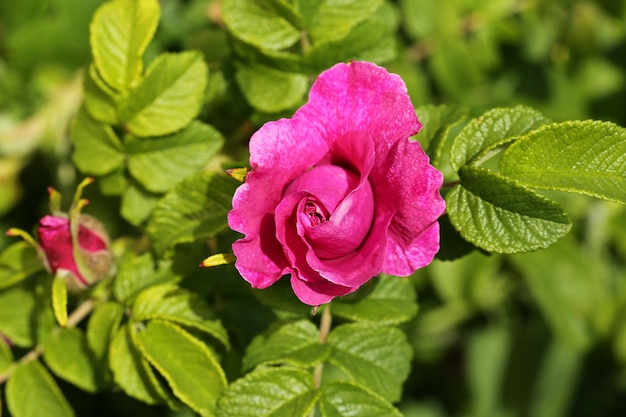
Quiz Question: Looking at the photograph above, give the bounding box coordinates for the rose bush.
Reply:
[228,61,445,305]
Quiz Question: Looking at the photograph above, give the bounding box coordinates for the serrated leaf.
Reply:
[70,108,125,176]
[0,339,13,373]
[118,51,208,137]
[6,360,74,417]
[0,241,44,290]
[114,252,180,303]
[51,274,67,327]
[447,166,571,253]
[216,367,317,417]
[500,120,626,204]
[415,104,468,165]
[133,284,229,348]
[120,180,162,226]
[301,0,383,45]
[320,381,403,417]
[42,327,104,392]
[243,320,329,371]
[90,0,160,91]
[327,323,413,403]
[126,121,224,193]
[109,324,171,405]
[332,275,417,325]
[83,64,119,124]
[451,106,550,171]
[136,320,227,417]
[222,0,301,51]
[146,172,238,254]
[87,302,125,364]
[235,63,307,113]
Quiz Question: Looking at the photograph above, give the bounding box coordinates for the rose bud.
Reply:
[228,61,445,306]
[37,214,113,290]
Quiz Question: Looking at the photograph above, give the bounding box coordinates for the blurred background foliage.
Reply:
[1,0,626,416]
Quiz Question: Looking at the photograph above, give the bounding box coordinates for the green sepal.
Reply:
[51,274,68,327]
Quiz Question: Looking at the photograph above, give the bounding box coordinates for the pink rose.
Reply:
[228,61,445,306]
[38,214,112,289]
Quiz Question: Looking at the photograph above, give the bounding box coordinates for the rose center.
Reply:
[303,200,329,227]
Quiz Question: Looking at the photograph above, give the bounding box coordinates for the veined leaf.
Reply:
[90,0,160,91]
[51,274,67,327]
[327,323,413,403]
[320,381,403,417]
[135,320,227,417]
[114,252,178,304]
[216,367,318,417]
[243,320,328,371]
[43,328,104,393]
[0,338,13,373]
[415,104,468,166]
[451,106,550,171]
[126,121,224,193]
[0,241,44,290]
[83,63,119,124]
[500,120,626,204]
[6,360,74,417]
[87,302,125,364]
[118,51,208,137]
[146,172,238,254]
[447,166,571,253]
[332,275,418,325]
[120,180,162,226]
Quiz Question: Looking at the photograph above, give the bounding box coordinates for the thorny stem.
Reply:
[0,298,96,385]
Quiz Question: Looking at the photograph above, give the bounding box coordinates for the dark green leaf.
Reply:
[235,63,307,113]
[114,252,180,303]
[415,104,468,165]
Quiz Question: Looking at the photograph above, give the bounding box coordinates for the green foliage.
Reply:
[0,242,44,290]
[319,382,403,417]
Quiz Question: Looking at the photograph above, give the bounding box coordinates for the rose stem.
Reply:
[309,304,332,415]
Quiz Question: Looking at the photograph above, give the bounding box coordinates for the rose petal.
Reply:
[290,274,356,306]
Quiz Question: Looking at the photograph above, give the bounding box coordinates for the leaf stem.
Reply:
[0,298,96,385]
[309,304,332,417]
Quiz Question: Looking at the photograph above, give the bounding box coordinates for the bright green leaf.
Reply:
[109,324,171,405]
[70,108,125,176]
[320,381,403,417]
[114,252,180,303]
[451,106,550,171]
[500,120,626,204]
[43,327,104,392]
[235,63,307,113]
[0,338,13,373]
[87,302,125,364]
[126,121,224,193]
[216,367,317,417]
[222,0,301,51]
[0,241,44,290]
[243,320,329,371]
[327,323,413,402]
[120,180,162,226]
[90,0,160,91]
[146,172,238,254]
[133,284,229,348]
[0,281,38,347]
[6,360,74,417]
[83,63,119,124]
[136,320,227,417]
[51,274,67,327]
[118,51,208,137]
[447,166,571,253]
[332,275,418,325]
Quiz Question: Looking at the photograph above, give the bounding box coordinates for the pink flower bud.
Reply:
[37,214,113,289]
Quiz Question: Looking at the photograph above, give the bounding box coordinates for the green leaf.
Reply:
[0,281,38,347]
[0,241,44,290]
[243,320,329,371]
[319,381,402,417]
[332,275,418,325]
[136,320,227,417]
[120,180,162,226]
[114,252,180,303]
[51,274,67,327]
[126,121,224,193]
[133,284,229,348]
[83,63,119,124]
[0,338,13,373]
[415,104,468,166]
[70,108,125,176]
[98,166,127,196]
[87,302,125,364]
[90,0,160,91]
[6,360,74,417]
[327,323,413,403]
[118,51,208,137]
[447,166,571,253]
[109,324,171,405]
[216,367,317,417]
[146,172,238,254]
[500,120,626,205]
[451,106,550,171]
[235,63,307,113]
[300,0,383,45]
[222,0,301,51]
[42,327,104,393]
